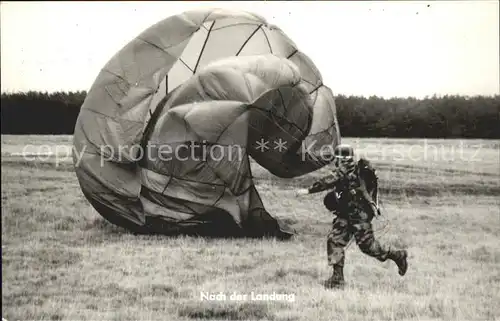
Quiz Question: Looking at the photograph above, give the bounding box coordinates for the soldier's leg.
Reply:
[352,219,408,276]
[325,217,352,288]
[352,220,390,261]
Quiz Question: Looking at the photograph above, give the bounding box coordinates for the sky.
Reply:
[1,1,499,98]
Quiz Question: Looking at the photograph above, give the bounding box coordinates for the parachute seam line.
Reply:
[146,140,248,149]
[259,29,273,53]
[143,174,250,214]
[309,83,323,95]
[179,58,194,73]
[180,13,199,29]
[203,11,214,24]
[247,85,308,137]
[102,69,131,86]
[78,167,123,197]
[247,105,294,132]
[308,123,338,136]
[204,156,251,196]
[80,108,143,124]
[247,12,265,22]
[243,73,254,103]
[211,22,262,31]
[200,11,213,24]
[287,50,298,59]
[200,23,209,32]
[245,110,302,155]
[235,24,263,56]
[112,80,129,98]
[178,107,253,195]
[269,90,308,138]
[233,182,256,197]
[142,187,233,223]
[136,37,177,58]
[202,159,237,190]
[176,100,254,190]
[193,20,215,74]
[171,112,234,190]
[164,178,199,213]
[245,105,306,141]
[211,186,227,208]
[140,166,227,187]
[197,77,218,101]
[141,186,197,215]
[212,106,247,149]
[76,122,108,157]
[310,85,321,108]
[249,184,266,213]
[156,34,192,51]
[170,181,221,217]
[75,149,101,158]
[173,174,225,186]
[169,177,216,214]
[103,86,122,109]
[277,89,287,117]
[160,174,173,195]
[302,78,316,87]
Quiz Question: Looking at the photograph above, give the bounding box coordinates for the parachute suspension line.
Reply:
[236,24,263,56]
[374,197,391,238]
[193,20,215,74]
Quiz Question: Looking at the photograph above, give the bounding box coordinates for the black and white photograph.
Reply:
[1,1,499,320]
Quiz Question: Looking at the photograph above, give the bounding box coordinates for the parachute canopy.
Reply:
[73,8,341,238]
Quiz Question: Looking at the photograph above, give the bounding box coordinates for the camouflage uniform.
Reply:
[303,144,407,289]
[321,160,390,267]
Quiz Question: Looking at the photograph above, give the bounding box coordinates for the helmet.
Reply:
[334,144,354,160]
[333,144,355,168]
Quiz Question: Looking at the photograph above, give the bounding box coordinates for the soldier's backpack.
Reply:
[356,158,380,216]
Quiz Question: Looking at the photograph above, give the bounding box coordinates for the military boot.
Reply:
[325,264,345,289]
[388,249,408,276]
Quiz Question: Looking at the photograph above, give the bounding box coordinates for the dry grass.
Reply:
[2,136,499,321]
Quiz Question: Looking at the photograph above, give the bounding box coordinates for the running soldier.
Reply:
[297,144,408,289]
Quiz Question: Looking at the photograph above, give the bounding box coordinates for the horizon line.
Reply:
[1,90,499,100]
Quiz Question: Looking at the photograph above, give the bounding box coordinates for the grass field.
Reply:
[2,135,499,321]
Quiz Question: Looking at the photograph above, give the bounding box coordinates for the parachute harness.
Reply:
[342,170,392,250]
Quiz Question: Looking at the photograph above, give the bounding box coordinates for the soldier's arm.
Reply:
[297,170,344,195]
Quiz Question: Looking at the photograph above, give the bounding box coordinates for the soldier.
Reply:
[296,144,408,289]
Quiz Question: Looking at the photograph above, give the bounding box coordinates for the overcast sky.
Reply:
[1,1,498,98]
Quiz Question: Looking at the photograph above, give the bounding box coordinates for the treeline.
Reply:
[334,95,500,139]
[1,91,499,138]
[1,91,85,135]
